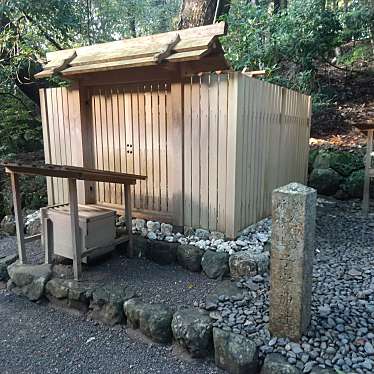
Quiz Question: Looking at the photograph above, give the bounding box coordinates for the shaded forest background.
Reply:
[0,0,373,215]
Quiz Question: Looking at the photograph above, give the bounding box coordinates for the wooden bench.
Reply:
[2,162,146,280]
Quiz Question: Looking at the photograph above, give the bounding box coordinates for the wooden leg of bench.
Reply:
[124,184,133,257]
[68,178,81,280]
[10,173,26,264]
[41,208,53,264]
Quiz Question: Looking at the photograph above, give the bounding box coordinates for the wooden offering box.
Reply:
[48,204,116,260]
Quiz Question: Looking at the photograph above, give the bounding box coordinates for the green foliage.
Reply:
[222,0,341,72]
[0,94,42,157]
[337,44,373,66]
[222,0,373,108]
[0,175,47,216]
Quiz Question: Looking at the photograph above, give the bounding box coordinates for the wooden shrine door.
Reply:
[89,82,174,221]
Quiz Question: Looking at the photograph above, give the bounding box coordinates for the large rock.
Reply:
[308,168,342,195]
[213,328,258,374]
[201,250,229,279]
[25,211,41,236]
[89,285,136,326]
[138,303,174,343]
[229,250,269,278]
[312,151,331,169]
[0,215,16,235]
[0,254,18,281]
[124,299,173,343]
[195,228,210,240]
[132,236,149,258]
[260,353,300,374]
[145,240,178,265]
[330,151,363,176]
[45,278,69,299]
[124,298,144,328]
[177,245,203,272]
[206,280,248,310]
[7,263,52,301]
[342,169,364,198]
[172,308,213,357]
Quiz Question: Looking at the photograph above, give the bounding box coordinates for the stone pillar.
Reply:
[269,182,317,341]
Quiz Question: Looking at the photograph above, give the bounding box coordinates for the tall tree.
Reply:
[178,0,231,29]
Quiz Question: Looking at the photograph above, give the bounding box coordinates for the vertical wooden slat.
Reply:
[39,89,54,205]
[169,80,184,226]
[112,89,122,204]
[226,72,239,238]
[191,76,201,227]
[106,89,116,204]
[200,74,210,229]
[159,83,168,213]
[152,85,161,211]
[125,87,135,204]
[145,85,153,210]
[208,74,219,231]
[117,88,126,205]
[132,88,141,209]
[217,74,228,233]
[183,78,192,227]
[138,86,147,210]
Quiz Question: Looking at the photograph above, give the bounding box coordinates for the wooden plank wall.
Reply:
[183,73,232,233]
[233,73,311,235]
[40,87,74,205]
[89,83,172,218]
[40,73,311,237]
[183,72,311,237]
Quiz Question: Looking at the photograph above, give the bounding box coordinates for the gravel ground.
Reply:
[0,290,221,374]
[1,197,374,373]
[211,197,374,373]
[0,237,220,306]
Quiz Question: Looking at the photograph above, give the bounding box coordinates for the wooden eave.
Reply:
[35,22,227,79]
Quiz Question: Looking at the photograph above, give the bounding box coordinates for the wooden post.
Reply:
[10,172,26,264]
[68,178,82,280]
[363,129,373,217]
[41,208,54,264]
[124,184,133,257]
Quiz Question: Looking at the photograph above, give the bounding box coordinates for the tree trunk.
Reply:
[178,0,230,29]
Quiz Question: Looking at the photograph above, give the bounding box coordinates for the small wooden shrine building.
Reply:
[35,22,311,238]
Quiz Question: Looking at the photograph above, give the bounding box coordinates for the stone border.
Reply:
[134,235,270,280]
[2,261,280,374]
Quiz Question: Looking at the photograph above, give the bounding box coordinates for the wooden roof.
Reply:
[35,22,227,78]
[2,163,146,185]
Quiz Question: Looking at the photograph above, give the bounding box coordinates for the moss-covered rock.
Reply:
[312,151,331,169]
[342,169,365,198]
[309,168,343,195]
[308,148,319,170]
[330,151,364,177]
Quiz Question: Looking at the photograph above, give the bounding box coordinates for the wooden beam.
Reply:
[10,173,26,264]
[363,129,373,216]
[169,79,184,226]
[124,184,133,257]
[24,234,42,243]
[68,178,82,280]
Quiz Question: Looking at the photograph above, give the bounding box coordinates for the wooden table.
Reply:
[2,162,146,280]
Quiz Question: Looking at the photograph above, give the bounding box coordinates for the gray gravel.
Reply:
[210,197,374,373]
[2,197,374,373]
[0,289,221,374]
[0,237,220,306]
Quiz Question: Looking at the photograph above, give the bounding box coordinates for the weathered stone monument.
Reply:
[269,182,317,341]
